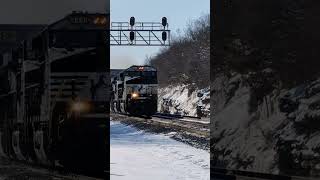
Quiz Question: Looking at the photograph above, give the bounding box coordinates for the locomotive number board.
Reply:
[69,14,108,26]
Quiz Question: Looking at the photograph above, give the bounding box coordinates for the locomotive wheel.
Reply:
[0,131,7,158]
[12,130,28,161]
[33,129,50,165]
[111,100,116,113]
[116,101,121,113]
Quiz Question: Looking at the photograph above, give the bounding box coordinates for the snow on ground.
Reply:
[110,121,210,180]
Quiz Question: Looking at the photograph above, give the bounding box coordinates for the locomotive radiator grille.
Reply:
[50,72,92,102]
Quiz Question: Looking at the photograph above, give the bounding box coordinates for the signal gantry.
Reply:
[110,17,170,46]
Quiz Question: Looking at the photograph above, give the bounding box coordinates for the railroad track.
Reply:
[0,158,102,180]
[112,112,209,137]
[152,112,201,119]
[211,168,319,180]
[116,112,209,124]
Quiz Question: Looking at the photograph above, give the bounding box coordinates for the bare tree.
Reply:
[146,14,210,89]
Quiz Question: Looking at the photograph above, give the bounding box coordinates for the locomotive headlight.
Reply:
[131,92,139,98]
[71,101,90,112]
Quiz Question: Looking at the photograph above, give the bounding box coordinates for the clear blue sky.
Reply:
[110,0,210,69]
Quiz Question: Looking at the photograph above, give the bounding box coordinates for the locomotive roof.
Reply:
[112,66,157,79]
[24,12,109,45]
[0,24,46,53]
[124,65,157,72]
[48,11,109,31]
[111,69,124,78]
[0,12,109,54]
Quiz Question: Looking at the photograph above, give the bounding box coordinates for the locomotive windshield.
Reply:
[49,30,107,48]
[48,13,108,48]
[125,70,157,84]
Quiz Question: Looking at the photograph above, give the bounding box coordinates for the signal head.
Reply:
[130,17,135,26]
[162,17,167,27]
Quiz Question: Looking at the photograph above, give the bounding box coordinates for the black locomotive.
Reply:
[111,65,158,117]
[0,12,109,177]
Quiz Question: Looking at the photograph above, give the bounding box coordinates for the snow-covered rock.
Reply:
[212,70,320,177]
[158,85,210,117]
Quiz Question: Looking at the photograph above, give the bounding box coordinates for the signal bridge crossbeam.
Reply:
[110,20,170,46]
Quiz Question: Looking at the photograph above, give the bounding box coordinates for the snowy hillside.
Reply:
[158,85,210,117]
[211,71,320,177]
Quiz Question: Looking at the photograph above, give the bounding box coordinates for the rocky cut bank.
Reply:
[212,0,320,177]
